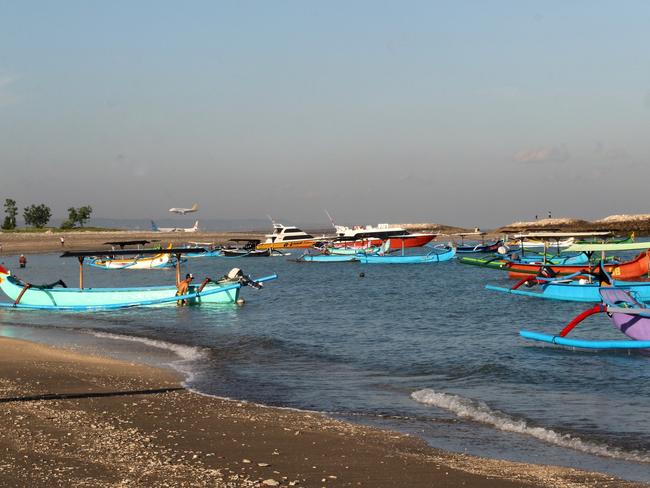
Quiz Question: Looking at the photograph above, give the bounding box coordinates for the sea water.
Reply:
[1,252,649,482]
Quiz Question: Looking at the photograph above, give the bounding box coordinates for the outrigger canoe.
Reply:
[0,248,277,311]
[459,252,590,270]
[462,250,650,280]
[486,270,650,302]
[297,253,358,263]
[87,241,179,269]
[357,245,455,264]
[520,288,650,350]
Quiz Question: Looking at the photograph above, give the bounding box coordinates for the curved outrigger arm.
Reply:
[557,304,606,337]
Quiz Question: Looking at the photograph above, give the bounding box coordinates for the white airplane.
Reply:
[151,220,200,233]
[169,203,199,215]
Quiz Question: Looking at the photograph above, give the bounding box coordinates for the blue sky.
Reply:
[1,1,649,227]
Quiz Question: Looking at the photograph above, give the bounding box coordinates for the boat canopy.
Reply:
[513,231,612,239]
[103,240,154,248]
[565,242,650,253]
[229,239,262,244]
[61,248,206,258]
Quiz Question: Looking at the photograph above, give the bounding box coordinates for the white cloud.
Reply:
[513,144,569,164]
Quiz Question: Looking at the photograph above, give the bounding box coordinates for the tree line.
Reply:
[2,199,92,230]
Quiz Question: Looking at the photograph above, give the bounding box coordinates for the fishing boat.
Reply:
[0,248,277,311]
[520,288,650,350]
[357,243,455,264]
[508,232,613,252]
[86,242,179,269]
[330,222,435,249]
[459,252,590,270]
[461,239,650,279]
[256,222,320,250]
[221,239,274,257]
[453,232,504,254]
[184,242,222,258]
[297,253,358,263]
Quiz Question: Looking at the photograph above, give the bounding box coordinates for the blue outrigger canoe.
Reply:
[297,253,358,262]
[0,248,277,311]
[486,260,650,302]
[520,288,650,350]
[357,245,455,264]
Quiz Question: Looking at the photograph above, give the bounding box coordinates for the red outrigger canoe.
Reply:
[505,251,650,280]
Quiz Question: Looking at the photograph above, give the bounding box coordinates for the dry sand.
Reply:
[0,230,264,256]
[0,337,644,488]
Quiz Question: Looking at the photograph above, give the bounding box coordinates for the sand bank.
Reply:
[0,337,642,487]
[0,230,264,256]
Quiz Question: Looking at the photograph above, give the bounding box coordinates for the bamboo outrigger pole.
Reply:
[78,256,84,289]
[175,253,182,286]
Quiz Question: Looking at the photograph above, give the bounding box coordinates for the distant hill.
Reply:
[498,214,650,235]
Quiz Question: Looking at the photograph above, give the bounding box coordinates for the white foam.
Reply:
[411,388,650,463]
[87,331,207,384]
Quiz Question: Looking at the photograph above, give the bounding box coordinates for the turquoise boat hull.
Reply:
[0,271,278,310]
[358,247,455,264]
[299,254,358,262]
[486,280,650,303]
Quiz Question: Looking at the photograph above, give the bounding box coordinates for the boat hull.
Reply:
[358,247,456,264]
[332,234,434,250]
[86,254,175,269]
[256,239,318,250]
[505,252,649,280]
[608,312,650,341]
[456,241,503,254]
[486,280,650,302]
[0,273,240,307]
[221,249,271,257]
[299,254,357,262]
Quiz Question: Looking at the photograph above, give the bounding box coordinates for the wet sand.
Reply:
[0,337,642,488]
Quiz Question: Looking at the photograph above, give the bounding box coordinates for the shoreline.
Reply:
[0,335,644,487]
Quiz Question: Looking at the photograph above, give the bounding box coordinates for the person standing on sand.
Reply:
[60,236,65,247]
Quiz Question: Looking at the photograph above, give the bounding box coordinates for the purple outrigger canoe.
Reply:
[520,288,650,349]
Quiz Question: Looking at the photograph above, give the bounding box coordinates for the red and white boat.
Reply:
[331,223,436,249]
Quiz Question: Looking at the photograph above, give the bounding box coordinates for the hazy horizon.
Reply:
[1,2,649,228]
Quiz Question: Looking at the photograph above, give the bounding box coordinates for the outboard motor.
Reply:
[537,265,557,279]
[224,268,263,289]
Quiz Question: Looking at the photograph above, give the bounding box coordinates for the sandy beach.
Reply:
[0,336,642,488]
[0,231,265,256]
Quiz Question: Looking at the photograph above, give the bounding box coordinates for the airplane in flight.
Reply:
[169,203,199,215]
[151,220,200,233]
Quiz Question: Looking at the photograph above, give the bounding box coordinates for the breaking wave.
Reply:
[88,331,207,383]
[411,388,650,463]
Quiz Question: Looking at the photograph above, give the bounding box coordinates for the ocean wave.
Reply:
[87,331,207,384]
[411,388,650,463]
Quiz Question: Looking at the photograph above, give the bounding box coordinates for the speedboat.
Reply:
[331,223,435,249]
[256,223,320,250]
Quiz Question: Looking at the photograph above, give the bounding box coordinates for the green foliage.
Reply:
[62,205,93,228]
[23,204,52,228]
[2,198,17,230]
[77,205,92,226]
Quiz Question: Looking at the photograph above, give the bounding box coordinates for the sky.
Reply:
[1,1,649,228]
